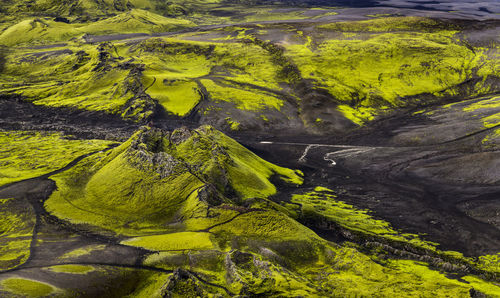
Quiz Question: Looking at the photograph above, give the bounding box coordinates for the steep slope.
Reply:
[45,125,303,235]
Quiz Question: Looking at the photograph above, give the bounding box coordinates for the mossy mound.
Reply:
[45,125,303,236]
[0,278,59,297]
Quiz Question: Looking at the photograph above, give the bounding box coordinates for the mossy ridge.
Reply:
[290,188,438,249]
[318,16,456,32]
[462,95,500,144]
[45,126,302,236]
[47,264,95,274]
[130,37,285,117]
[287,188,500,283]
[0,41,158,122]
[1,35,290,123]
[285,18,499,125]
[137,235,499,296]
[0,130,114,187]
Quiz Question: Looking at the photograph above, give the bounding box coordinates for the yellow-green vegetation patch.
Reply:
[180,191,240,232]
[1,34,288,119]
[59,244,107,260]
[196,126,303,198]
[124,272,171,298]
[0,198,35,270]
[0,278,59,297]
[0,131,113,186]
[337,105,379,125]
[388,260,500,297]
[0,42,156,121]
[225,117,241,130]
[46,126,303,236]
[123,232,213,251]
[201,79,283,111]
[145,79,201,116]
[285,19,498,124]
[462,96,500,144]
[211,210,318,240]
[48,264,94,274]
[290,189,437,250]
[132,36,284,115]
[461,275,500,297]
[46,146,203,235]
[463,96,500,127]
[477,253,500,274]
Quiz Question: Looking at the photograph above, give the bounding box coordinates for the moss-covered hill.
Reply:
[1,126,499,297]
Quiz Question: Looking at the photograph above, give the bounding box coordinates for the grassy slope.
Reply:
[0,131,114,186]
[45,126,303,235]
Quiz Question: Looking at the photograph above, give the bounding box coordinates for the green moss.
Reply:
[46,148,203,235]
[186,126,303,198]
[211,210,319,241]
[285,20,498,124]
[46,126,302,236]
[59,244,107,260]
[124,272,171,298]
[477,253,500,274]
[290,189,438,250]
[122,232,213,251]
[225,117,241,130]
[0,131,113,186]
[462,275,500,297]
[462,95,500,143]
[1,278,58,297]
[201,79,283,112]
[463,95,500,128]
[145,79,201,116]
[0,43,153,121]
[48,264,94,274]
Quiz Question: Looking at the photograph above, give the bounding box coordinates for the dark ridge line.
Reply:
[186,269,235,296]
[215,77,300,108]
[439,122,500,145]
[198,208,264,232]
